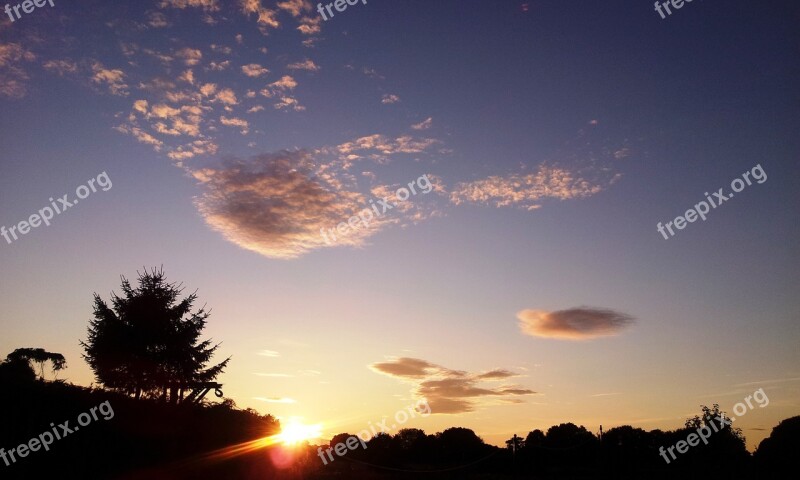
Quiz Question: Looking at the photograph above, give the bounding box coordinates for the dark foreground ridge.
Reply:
[0,374,798,479]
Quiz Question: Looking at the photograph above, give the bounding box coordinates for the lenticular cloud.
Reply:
[517,307,635,340]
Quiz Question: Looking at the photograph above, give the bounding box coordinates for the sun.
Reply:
[276,419,323,446]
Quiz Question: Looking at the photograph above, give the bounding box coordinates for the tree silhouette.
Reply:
[5,347,66,380]
[505,433,523,453]
[393,428,433,463]
[523,428,545,449]
[0,352,37,384]
[81,267,230,402]
[436,427,489,464]
[754,415,800,473]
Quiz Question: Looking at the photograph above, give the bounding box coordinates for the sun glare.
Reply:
[277,420,323,445]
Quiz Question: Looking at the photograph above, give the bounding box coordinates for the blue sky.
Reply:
[1,0,798,449]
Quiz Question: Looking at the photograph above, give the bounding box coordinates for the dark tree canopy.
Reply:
[5,347,66,380]
[0,353,37,384]
[81,267,230,402]
[755,415,800,472]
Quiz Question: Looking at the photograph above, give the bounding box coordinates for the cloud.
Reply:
[277,0,312,17]
[91,61,129,96]
[362,67,384,80]
[241,63,270,77]
[475,369,517,380]
[274,96,305,111]
[178,69,195,84]
[208,60,230,71]
[127,100,205,139]
[517,307,635,340]
[0,43,35,67]
[411,117,433,130]
[190,150,374,259]
[450,164,608,210]
[370,358,458,379]
[159,0,220,11]
[113,125,164,150]
[220,115,249,134]
[337,134,439,158]
[200,82,217,97]
[147,11,171,28]
[254,397,296,403]
[176,47,203,66]
[166,139,218,164]
[287,59,320,72]
[260,75,297,97]
[0,43,36,98]
[209,44,232,55]
[213,87,238,105]
[381,94,400,104]
[188,148,442,258]
[42,59,78,76]
[257,350,281,357]
[297,16,322,35]
[370,357,534,414]
[240,0,280,33]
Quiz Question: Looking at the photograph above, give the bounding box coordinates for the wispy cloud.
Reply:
[411,117,433,130]
[733,377,800,387]
[42,59,78,76]
[370,357,535,414]
[254,397,296,403]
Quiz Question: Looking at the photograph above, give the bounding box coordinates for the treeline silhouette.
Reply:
[1,367,797,479]
[1,268,796,479]
[313,416,797,479]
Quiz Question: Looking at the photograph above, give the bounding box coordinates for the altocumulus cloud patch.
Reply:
[517,307,635,340]
[191,150,372,259]
[189,149,441,259]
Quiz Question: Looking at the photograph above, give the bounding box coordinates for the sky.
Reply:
[1,0,799,451]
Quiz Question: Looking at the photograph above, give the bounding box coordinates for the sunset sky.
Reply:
[1,0,798,451]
